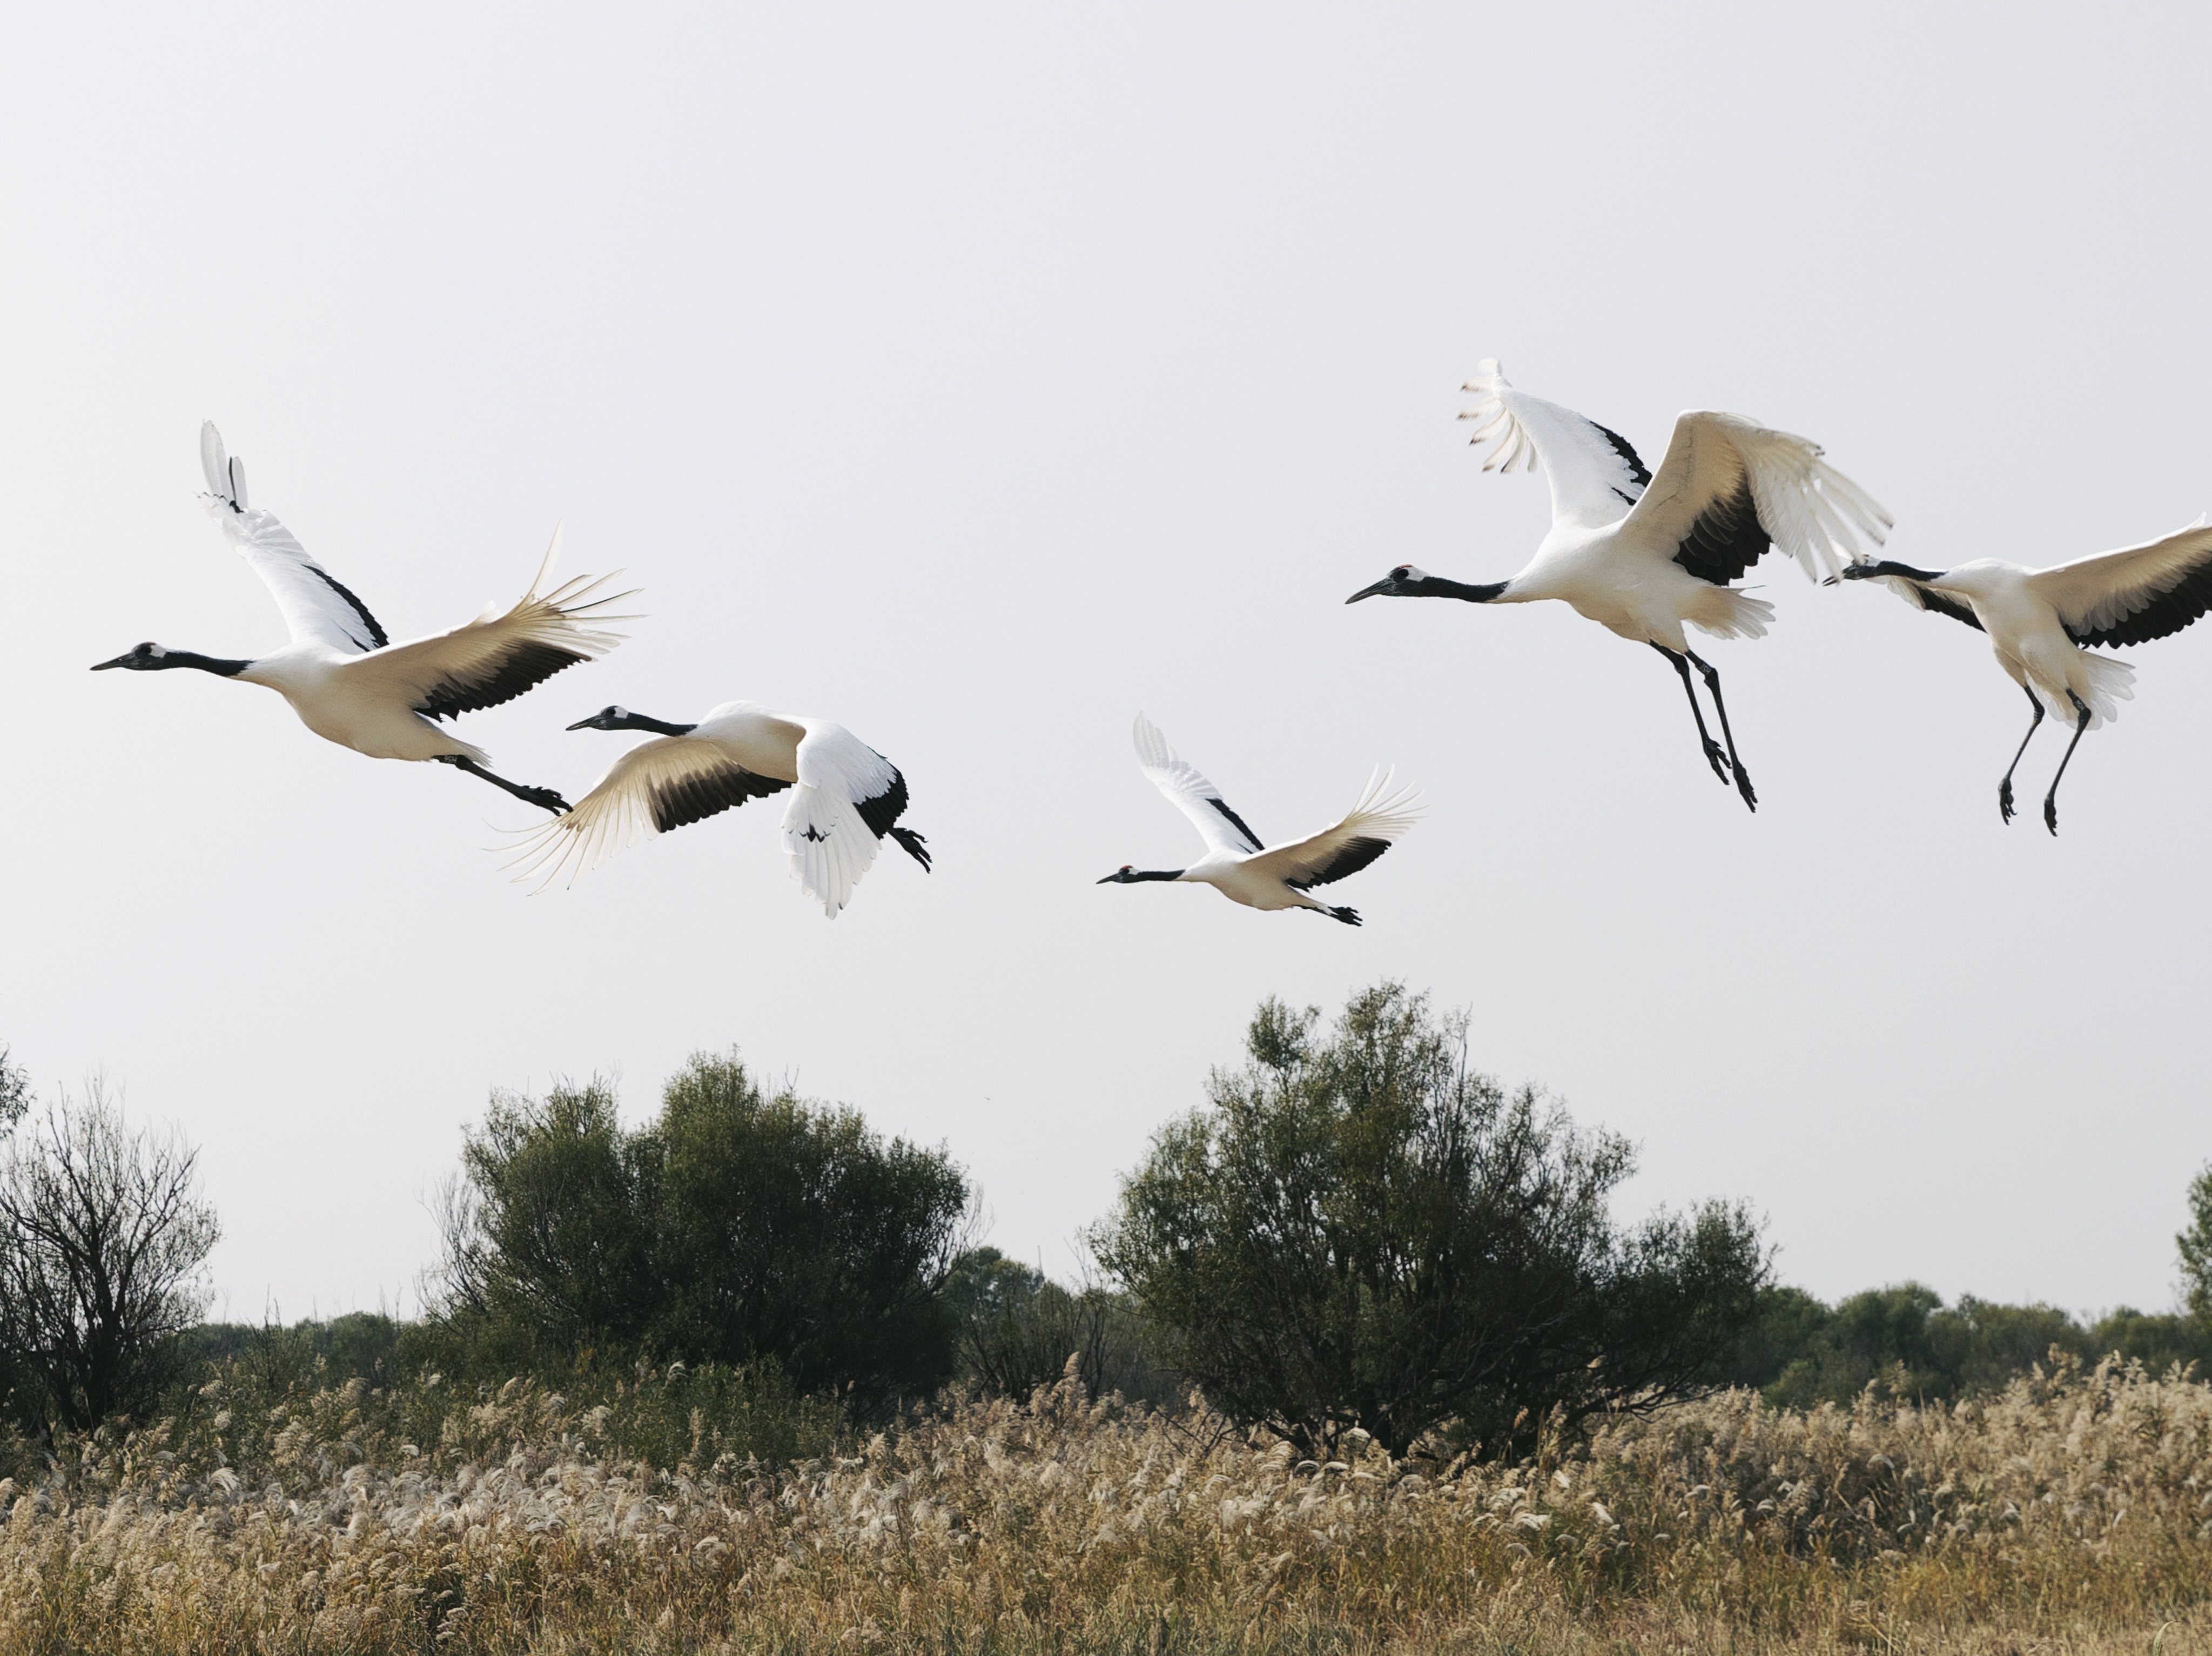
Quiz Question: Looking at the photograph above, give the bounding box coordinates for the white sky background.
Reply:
[3,5,2208,1323]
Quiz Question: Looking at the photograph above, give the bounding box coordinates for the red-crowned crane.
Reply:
[1347,361,1891,811]
[1097,714,1418,926]
[1838,519,2212,832]
[91,423,630,813]
[508,701,931,917]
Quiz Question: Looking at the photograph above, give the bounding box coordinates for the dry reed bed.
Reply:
[0,1356,2208,1652]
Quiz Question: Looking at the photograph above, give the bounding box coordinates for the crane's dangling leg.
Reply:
[1998,683,2043,826]
[437,754,572,816]
[1651,645,1731,788]
[2041,691,2092,836]
[888,826,933,871]
[1685,649,1756,813]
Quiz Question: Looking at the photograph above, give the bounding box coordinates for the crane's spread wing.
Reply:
[338,527,636,720]
[1871,574,1983,631]
[198,422,388,654]
[504,735,791,891]
[1458,359,1651,528]
[2028,518,2212,648]
[782,720,904,917]
[1132,713,1262,856]
[1615,411,1891,586]
[1245,769,1421,890]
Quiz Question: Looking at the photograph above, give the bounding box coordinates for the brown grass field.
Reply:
[0,1353,2206,1653]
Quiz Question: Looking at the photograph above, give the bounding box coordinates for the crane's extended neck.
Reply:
[567,707,699,735]
[1413,575,1508,602]
[1346,567,1509,604]
[1843,559,1949,584]
[90,645,252,676]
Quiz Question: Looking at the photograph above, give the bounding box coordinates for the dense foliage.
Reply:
[1731,1279,2212,1405]
[1093,984,1768,1457]
[428,1052,971,1411]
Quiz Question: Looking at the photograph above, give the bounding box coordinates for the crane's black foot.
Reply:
[1700,738,1731,785]
[1732,763,1758,813]
[889,826,932,871]
[1329,906,1362,927]
[521,786,572,816]
[2043,794,2059,836]
[1999,779,2015,824]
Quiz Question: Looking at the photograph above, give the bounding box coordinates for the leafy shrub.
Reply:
[432,1052,971,1412]
[1093,984,1767,1457]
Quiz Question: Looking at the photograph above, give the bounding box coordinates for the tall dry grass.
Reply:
[0,1353,2207,1653]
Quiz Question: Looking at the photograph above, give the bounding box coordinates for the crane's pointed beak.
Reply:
[565,715,601,731]
[90,655,130,671]
[1345,579,1393,605]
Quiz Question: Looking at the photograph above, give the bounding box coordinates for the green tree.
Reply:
[1092,985,1767,1458]
[433,1053,971,1412]
[649,1052,970,1408]
[436,1081,658,1366]
[2181,1163,2212,1321]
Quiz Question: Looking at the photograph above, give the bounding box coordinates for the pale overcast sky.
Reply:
[5,5,2209,1322]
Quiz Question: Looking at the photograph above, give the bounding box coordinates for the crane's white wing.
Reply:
[1132,713,1262,856]
[1458,359,1652,528]
[1244,769,1421,890]
[505,735,792,891]
[782,720,903,918]
[2028,518,2212,648]
[337,527,636,720]
[198,422,388,654]
[1614,411,1891,585]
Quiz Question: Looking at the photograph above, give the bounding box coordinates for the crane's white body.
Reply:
[1869,557,2181,730]
[1461,361,1892,647]
[1494,525,1770,651]
[509,700,920,917]
[1844,520,2212,829]
[1114,714,1420,920]
[154,425,630,768]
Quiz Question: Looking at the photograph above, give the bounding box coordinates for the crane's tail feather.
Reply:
[1685,587,1775,641]
[2041,652,2136,730]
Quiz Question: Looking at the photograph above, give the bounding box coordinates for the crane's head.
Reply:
[1345,564,1426,603]
[567,705,638,731]
[1098,864,1141,884]
[91,641,171,671]
[567,705,700,737]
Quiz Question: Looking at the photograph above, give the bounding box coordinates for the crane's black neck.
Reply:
[621,713,698,736]
[1410,576,1508,602]
[1109,868,1183,883]
[1856,560,1948,584]
[135,649,253,676]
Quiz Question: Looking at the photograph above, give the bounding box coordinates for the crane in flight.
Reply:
[1838,519,2212,831]
[1348,361,1891,810]
[1098,714,1418,925]
[92,424,630,814]
[509,701,931,917]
